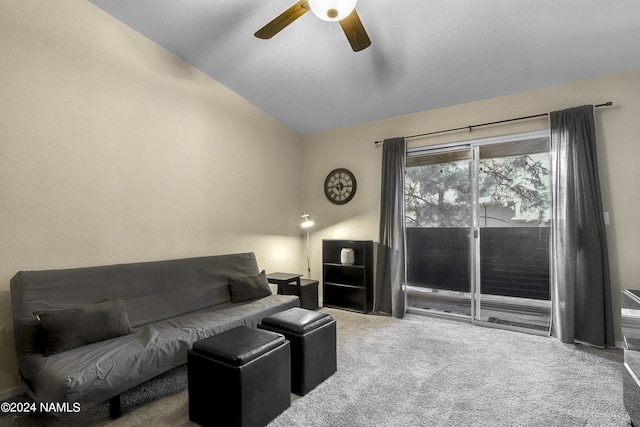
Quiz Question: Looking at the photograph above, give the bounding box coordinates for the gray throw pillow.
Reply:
[34,297,134,356]
[228,270,272,302]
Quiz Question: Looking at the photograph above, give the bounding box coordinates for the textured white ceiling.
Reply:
[89,0,640,134]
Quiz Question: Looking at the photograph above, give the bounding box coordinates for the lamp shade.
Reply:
[301,211,314,228]
[308,0,357,22]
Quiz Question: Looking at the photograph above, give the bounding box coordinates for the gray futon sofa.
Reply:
[10,252,299,418]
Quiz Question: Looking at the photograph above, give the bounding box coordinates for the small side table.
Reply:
[266,272,302,293]
[267,272,318,310]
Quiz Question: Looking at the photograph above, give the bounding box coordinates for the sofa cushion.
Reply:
[228,270,272,302]
[34,297,133,356]
[18,294,300,407]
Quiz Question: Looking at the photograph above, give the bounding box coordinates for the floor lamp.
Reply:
[300,211,314,278]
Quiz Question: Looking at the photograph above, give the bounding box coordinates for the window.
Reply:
[406,131,551,333]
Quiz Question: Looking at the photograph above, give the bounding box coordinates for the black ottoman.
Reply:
[277,278,319,310]
[259,307,336,396]
[188,326,290,427]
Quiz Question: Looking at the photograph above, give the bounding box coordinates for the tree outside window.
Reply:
[406,154,551,228]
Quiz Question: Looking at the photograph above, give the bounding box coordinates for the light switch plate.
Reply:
[604,212,610,225]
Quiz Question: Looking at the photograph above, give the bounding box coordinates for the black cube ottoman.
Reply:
[259,307,336,396]
[188,326,290,427]
[277,279,319,310]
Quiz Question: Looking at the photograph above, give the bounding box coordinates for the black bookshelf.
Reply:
[322,239,373,313]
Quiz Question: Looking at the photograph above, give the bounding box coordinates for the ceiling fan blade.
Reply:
[339,9,371,52]
[255,0,310,39]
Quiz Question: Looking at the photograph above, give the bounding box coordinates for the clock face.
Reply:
[324,168,357,205]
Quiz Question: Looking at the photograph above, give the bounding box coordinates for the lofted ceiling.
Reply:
[89,0,640,134]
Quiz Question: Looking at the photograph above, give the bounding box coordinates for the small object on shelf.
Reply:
[340,248,355,265]
[322,239,373,313]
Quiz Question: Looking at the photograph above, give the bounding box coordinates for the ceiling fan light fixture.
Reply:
[308,0,357,22]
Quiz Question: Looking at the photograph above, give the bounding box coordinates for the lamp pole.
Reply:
[306,228,311,277]
[301,211,314,278]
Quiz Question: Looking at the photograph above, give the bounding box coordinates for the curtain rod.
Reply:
[373,101,613,145]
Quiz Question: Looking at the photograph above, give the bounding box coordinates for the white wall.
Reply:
[0,0,303,393]
[302,68,640,344]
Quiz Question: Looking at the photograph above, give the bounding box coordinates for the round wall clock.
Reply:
[324,168,357,205]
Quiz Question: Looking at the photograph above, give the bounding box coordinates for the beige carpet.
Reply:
[0,308,628,426]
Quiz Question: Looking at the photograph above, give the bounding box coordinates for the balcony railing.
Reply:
[406,227,550,301]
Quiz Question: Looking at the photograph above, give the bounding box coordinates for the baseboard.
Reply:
[0,385,26,401]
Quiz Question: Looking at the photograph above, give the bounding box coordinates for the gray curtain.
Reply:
[549,105,614,347]
[374,137,406,318]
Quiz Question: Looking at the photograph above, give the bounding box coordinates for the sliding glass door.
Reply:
[406,131,552,332]
[474,137,551,331]
[405,148,473,318]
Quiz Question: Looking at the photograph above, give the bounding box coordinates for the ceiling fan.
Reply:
[255,0,371,52]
